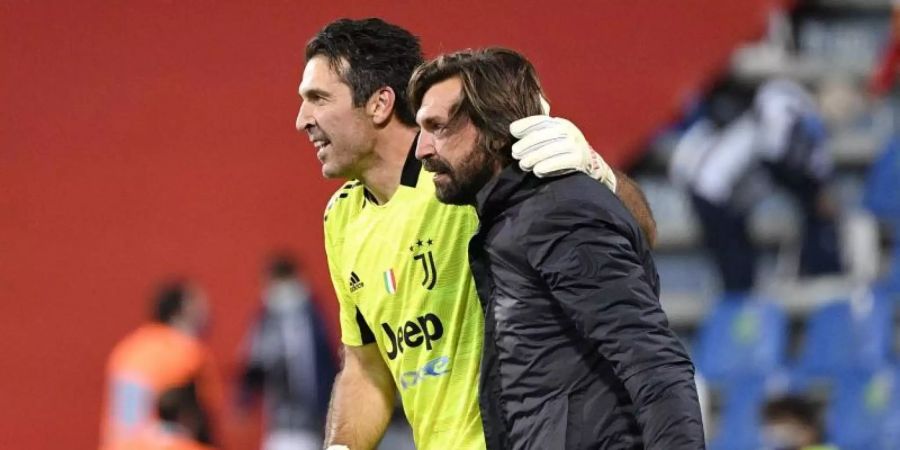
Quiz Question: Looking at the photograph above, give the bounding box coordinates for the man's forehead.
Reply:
[299,55,347,92]
[419,77,463,118]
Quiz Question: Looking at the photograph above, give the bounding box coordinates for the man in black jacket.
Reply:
[409,48,705,449]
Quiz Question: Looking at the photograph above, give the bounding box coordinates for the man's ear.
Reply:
[368,86,396,126]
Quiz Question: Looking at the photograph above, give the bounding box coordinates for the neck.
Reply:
[469,156,507,203]
[467,164,504,206]
[357,123,418,205]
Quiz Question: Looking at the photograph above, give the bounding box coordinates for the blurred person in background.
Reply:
[670,75,841,293]
[128,385,217,450]
[236,253,336,450]
[101,279,222,450]
[761,395,836,450]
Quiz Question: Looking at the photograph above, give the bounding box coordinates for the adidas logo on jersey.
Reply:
[349,271,365,292]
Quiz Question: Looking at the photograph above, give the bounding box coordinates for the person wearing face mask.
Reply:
[101,279,223,450]
[236,253,336,450]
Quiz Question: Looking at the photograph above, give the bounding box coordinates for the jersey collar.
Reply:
[400,132,421,188]
[363,133,421,205]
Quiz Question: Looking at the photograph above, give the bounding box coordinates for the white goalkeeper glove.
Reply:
[509,115,617,192]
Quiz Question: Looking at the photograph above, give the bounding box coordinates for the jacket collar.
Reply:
[474,164,540,223]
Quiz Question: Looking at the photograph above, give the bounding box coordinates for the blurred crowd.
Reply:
[99,254,342,450]
[659,1,900,449]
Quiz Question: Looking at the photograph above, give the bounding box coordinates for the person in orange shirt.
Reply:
[101,279,223,450]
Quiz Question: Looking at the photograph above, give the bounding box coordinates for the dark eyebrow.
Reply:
[419,115,443,131]
[300,87,330,100]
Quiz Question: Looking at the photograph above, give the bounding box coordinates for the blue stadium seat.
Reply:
[880,369,900,450]
[872,281,900,305]
[791,294,894,387]
[863,136,900,223]
[709,377,767,450]
[694,295,788,385]
[873,246,900,296]
[863,135,900,295]
[826,369,898,450]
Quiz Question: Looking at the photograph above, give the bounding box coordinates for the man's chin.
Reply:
[434,182,472,206]
[321,163,344,180]
[435,191,468,205]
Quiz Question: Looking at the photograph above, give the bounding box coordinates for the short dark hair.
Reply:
[157,383,211,443]
[408,47,545,163]
[763,395,824,441]
[157,384,198,423]
[152,279,189,324]
[706,73,756,127]
[305,18,423,126]
[267,252,297,280]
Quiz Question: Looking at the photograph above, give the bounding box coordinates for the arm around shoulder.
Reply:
[613,169,657,247]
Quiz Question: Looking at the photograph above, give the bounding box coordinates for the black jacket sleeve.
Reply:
[523,187,705,449]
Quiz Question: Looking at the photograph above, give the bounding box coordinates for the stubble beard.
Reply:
[426,145,500,206]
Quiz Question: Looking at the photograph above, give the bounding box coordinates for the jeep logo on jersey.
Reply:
[408,238,438,290]
[382,313,444,360]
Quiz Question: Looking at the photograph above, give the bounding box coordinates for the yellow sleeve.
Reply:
[324,198,375,347]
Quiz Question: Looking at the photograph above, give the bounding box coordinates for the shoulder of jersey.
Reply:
[324,180,364,223]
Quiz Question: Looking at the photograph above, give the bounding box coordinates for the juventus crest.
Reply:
[409,238,438,290]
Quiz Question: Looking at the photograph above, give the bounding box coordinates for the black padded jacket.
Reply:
[468,167,705,450]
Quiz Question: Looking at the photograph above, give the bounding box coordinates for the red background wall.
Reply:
[0,1,771,448]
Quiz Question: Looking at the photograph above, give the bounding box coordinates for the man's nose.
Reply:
[296,102,314,132]
[415,132,436,160]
